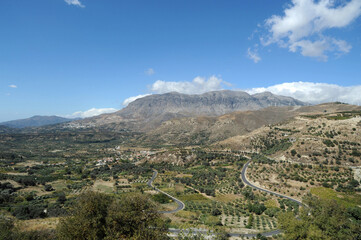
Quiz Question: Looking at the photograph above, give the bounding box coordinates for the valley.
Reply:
[0,97,360,239]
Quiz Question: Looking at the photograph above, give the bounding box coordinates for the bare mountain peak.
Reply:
[71,90,308,131]
[120,90,307,121]
[252,91,274,97]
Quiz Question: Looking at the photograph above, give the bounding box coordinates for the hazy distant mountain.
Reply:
[0,125,17,133]
[73,90,308,131]
[0,115,77,128]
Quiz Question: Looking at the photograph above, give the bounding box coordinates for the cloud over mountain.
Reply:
[246,82,361,105]
[68,108,118,118]
[123,76,229,105]
[123,94,151,106]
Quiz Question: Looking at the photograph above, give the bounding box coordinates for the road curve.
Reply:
[147,170,185,214]
[149,161,303,238]
[241,160,303,207]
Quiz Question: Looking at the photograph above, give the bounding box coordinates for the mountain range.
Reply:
[1,91,308,131]
[72,90,308,131]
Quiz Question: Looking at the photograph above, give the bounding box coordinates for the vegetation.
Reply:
[0,103,360,238]
[278,195,361,240]
[57,191,168,240]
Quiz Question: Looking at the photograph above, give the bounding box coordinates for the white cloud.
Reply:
[151,76,226,94]
[246,82,361,105]
[122,76,230,105]
[122,94,151,106]
[145,68,155,76]
[68,108,118,118]
[262,0,361,60]
[247,48,261,63]
[9,85,17,88]
[64,0,85,8]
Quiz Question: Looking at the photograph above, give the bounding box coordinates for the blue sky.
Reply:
[1,0,360,122]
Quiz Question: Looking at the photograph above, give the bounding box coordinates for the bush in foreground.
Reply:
[57,191,168,240]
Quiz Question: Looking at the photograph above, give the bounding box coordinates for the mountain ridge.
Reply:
[0,115,78,128]
[70,90,308,131]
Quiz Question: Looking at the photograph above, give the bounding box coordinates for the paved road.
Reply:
[148,161,303,238]
[241,160,303,207]
[147,170,185,214]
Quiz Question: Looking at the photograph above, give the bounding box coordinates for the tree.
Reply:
[105,194,168,240]
[44,184,53,191]
[57,191,168,240]
[57,192,66,205]
[291,149,297,157]
[256,233,267,240]
[278,195,361,240]
[0,216,17,240]
[211,208,222,216]
[57,191,112,240]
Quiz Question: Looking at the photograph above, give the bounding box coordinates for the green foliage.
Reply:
[0,216,55,240]
[12,202,47,220]
[152,193,172,204]
[263,140,292,155]
[57,191,168,240]
[0,216,17,240]
[278,195,361,240]
[256,233,267,240]
[242,187,255,200]
[211,208,222,216]
[105,194,168,240]
[246,214,254,228]
[323,139,335,147]
[290,149,297,157]
[264,207,280,217]
[200,215,222,226]
[57,192,66,204]
[248,202,266,215]
[57,191,112,240]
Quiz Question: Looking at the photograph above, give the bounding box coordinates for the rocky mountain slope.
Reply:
[120,91,307,118]
[68,90,308,131]
[138,106,299,146]
[132,102,360,147]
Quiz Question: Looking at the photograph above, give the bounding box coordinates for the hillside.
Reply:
[137,106,299,146]
[0,115,76,128]
[216,103,361,166]
[0,125,17,134]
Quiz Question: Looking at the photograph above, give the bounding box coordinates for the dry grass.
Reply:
[175,210,199,219]
[310,187,361,208]
[0,179,21,188]
[92,179,115,193]
[264,199,278,208]
[17,217,59,232]
[19,186,50,196]
[178,193,209,202]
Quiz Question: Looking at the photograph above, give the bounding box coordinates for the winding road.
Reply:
[147,170,185,214]
[148,160,303,238]
[241,160,303,207]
